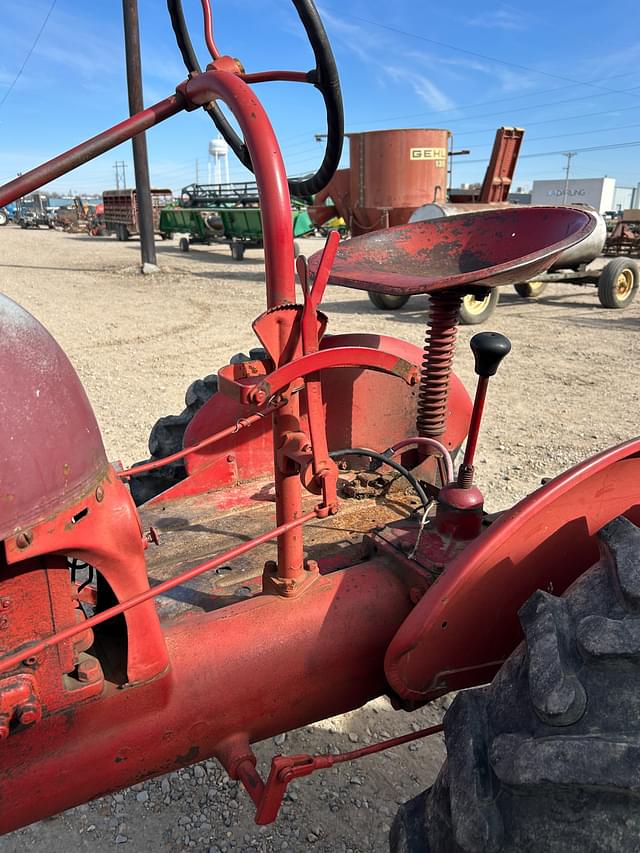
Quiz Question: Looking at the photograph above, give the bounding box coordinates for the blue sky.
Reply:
[1,0,640,196]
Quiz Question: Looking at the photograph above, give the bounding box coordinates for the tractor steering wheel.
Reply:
[167,0,344,198]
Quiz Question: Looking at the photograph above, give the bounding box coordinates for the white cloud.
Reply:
[466,6,530,31]
[384,65,454,111]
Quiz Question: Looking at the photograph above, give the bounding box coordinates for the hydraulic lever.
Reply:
[435,330,511,538]
[457,331,511,488]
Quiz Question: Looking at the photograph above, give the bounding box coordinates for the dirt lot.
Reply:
[0,225,638,852]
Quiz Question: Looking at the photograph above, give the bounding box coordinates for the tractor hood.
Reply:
[0,294,107,541]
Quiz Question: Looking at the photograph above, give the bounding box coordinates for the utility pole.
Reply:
[196,158,200,183]
[122,0,157,272]
[114,160,127,190]
[561,152,577,206]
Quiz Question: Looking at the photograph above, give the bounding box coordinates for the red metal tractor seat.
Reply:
[315,206,596,296]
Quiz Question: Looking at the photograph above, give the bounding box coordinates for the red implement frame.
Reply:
[478,126,525,203]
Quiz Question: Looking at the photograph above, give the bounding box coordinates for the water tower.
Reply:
[208,136,230,185]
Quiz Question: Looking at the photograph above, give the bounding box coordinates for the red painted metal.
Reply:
[0,294,107,541]
[181,71,295,310]
[348,129,449,236]
[179,67,303,581]
[117,406,279,479]
[218,346,418,406]
[0,508,319,676]
[416,292,462,439]
[314,206,597,296]
[0,96,183,209]
[385,438,640,701]
[478,127,525,204]
[240,71,311,84]
[3,3,636,838]
[461,376,489,471]
[0,556,414,834]
[308,167,351,227]
[244,722,444,824]
[165,334,471,503]
[200,0,221,60]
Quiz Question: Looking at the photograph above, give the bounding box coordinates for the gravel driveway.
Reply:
[0,226,638,852]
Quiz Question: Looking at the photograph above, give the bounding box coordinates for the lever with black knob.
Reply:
[458,331,511,488]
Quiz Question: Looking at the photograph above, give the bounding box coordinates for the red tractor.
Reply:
[0,3,638,851]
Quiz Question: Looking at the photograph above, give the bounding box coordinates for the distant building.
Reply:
[613,186,635,212]
[531,177,615,213]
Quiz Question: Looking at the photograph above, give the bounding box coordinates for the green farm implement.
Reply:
[159,181,313,259]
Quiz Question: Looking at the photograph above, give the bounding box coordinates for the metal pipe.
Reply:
[182,70,302,580]
[0,96,183,208]
[122,0,157,269]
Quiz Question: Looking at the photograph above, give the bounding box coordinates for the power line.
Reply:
[328,7,640,100]
[461,121,640,152]
[461,138,640,165]
[0,0,57,110]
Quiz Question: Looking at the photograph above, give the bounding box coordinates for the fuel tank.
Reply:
[0,294,107,540]
[410,202,607,270]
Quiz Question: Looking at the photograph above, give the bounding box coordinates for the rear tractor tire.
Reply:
[458,288,499,325]
[597,258,639,309]
[391,516,640,853]
[128,374,219,506]
[514,280,547,298]
[368,291,410,311]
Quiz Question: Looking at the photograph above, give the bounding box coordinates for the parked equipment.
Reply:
[309,127,525,322]
[0,3,639,851]
[159,181,314,259]
[13,193,52,228]
[103,188,172,241]
[0,204,13,226]
[604,208,640,257]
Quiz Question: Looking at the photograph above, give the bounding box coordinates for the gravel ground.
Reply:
[0,225,638,852]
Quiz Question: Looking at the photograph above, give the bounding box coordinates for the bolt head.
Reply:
[77,658,102,683]
[95,485,104,502]
[19,707,38,726]
[15,531,32,550]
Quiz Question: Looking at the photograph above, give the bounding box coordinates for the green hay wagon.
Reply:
[159,181,313,259]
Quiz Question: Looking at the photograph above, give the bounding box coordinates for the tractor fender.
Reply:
[385,438,640,702]
[0,294,107,540]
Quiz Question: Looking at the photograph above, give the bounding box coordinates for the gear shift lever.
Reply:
[435,330,511,540]
[458,331,511,488]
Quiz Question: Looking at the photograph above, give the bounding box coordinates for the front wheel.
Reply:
[179,237,190,252]
[514,279,547,298]
[368,291,410,311]
[392,516,640,853]
[0,208,8,226]
[458,288,499,325]
[597,258,639,308]
[230,241,246,261]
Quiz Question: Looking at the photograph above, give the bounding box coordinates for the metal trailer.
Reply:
[159,181,314,259]
[405,204,639,314]
[102,188,173,241]
[604,209,640,257]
